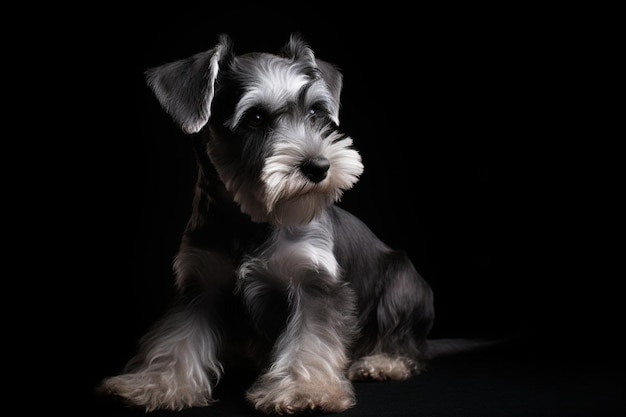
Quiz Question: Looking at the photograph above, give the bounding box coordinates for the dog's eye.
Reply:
[243,109,267,129]
[307,104,325,120]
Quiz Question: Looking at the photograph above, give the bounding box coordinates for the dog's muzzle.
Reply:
[300,157,330,183]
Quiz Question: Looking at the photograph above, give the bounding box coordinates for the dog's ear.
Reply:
[145,34,234,134]
[314,59,343,124]
[282,33,343,125]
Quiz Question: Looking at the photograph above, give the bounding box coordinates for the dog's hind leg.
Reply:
[348,250,435,381]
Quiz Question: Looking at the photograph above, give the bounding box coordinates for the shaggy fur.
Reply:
[100,33,439,415]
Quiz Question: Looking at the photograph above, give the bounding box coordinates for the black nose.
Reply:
[300,157,330,183]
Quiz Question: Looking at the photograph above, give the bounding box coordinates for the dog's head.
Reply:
[146,34,364,226]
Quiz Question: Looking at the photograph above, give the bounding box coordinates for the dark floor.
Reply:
[90,340,624,417]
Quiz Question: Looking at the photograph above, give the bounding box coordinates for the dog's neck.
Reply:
[182,135,271,257]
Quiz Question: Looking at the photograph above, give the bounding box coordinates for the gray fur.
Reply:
[99,34,455,414]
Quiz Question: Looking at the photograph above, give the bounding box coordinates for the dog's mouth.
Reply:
[263,171,329,212]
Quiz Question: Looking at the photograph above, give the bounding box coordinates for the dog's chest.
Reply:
[238,214,340,285]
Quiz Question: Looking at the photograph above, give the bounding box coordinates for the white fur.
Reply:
[239,217,339,284]
[100,308,222,411]
[229,62,310,130]
[260,130,362,225]
[239,217,356,413]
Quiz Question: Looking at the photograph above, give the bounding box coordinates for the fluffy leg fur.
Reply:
[240,217,359,414]
[99,247,233,411]
[99,300,222,411]
[348,253,434,381]
[246,281,358,414]
[326,206,435,382]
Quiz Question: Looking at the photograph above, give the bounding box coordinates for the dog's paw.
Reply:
[246,377,356,415]
[348,354,419,381]
[99,373,214,411]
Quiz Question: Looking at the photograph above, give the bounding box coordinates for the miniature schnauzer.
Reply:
[100,33,470,414]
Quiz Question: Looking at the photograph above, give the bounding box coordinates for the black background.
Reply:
[38,3,621,416]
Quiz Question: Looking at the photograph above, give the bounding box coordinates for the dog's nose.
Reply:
[300,157,330,183]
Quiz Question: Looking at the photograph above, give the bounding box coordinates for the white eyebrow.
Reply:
[228,63,310,129]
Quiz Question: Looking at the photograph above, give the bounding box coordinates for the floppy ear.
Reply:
[145,34,233,134]
[282,33,343,124]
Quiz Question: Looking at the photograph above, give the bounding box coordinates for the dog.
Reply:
[99,33,491,415]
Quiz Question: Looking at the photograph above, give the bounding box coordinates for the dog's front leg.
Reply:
[100,247,230,411]
[245,276,357,415]
[99,299,222,411]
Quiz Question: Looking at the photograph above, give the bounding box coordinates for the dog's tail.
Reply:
[424,335,518,359]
